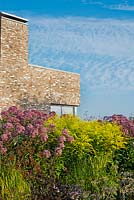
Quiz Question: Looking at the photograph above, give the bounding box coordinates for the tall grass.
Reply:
[63,153,119,199]
[0,160,31,200]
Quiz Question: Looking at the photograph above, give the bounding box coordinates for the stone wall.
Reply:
[0,14,28,68]
[0,64,29,111]
[29,65,80,106]
[0,12,80,113]
[0,64,80,112]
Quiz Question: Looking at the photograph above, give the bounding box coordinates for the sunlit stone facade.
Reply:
[0,12,80,114]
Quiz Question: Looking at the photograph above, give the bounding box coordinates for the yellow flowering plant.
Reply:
[46,114,126,198]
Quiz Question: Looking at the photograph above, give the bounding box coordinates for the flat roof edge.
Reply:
[29,64,80,75]
[0,12,28,23]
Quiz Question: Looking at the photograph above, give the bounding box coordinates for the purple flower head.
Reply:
[3,122,14,130]
[104,114,134,137]
[16,109,23,116]
[1,111,9,119]
[49,111,56,118]
[66,136,74,143]
[16,124,25,134]
[30,110,38,118]
[49,123,55,128]
[55,147,62,156]
[40,133,48,142]
[1,133,9,142]
[7,117,20,123]
[31,132,36,138]
[23,110,33,121]
[3,130,12,139]
[26,124,33,130]
[42,114,49,121]
[7,132,12,138]
[31,128,39,138]
[34,123,42,129]
[8,106,18,113]
[40,127,47,134]
[59,142,65,149]
[58,136,66,143]
[26,124,33,134]
[42,150,51,158]
[62,128,69,136]
[34,119,44,126]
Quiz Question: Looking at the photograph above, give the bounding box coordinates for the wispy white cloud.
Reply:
[28,16,134,92]
[105,5,134,11]
[81,0,134,11]
[81,0,103,6]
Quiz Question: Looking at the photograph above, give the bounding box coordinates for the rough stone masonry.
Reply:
[0,12,80,113]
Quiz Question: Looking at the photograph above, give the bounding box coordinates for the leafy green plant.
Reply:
[46,114,126,199]
[0,107,129,199]
[0,162,31,200]
[0,107,75,199]
[47,115,126,151]
[60,153,119,200]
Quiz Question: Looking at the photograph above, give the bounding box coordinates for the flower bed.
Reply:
[0,106,134,199]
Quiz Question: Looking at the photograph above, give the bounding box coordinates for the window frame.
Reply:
[50,104,77,116]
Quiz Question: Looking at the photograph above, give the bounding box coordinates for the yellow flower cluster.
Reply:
[46,115,126,157]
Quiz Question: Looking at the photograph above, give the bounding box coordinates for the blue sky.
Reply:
[1,0,134,117]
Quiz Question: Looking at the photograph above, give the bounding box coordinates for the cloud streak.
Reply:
[28,16,134,91]
[81,0,134,11]
[105,5,134,11]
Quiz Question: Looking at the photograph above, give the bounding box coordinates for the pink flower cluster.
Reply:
[55,128,74,156]
[62,129,74,143]
[0,106,56,154]
[0,106,74,159]
[42,150,51,158]
[104,114,134,137]
[42,128,74,158]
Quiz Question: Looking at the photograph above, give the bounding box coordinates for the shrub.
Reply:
[46,115,126,155]
[103,114,134,137]
[0,106,73,175]
[0,108,128,199]
[104,114,134,199]
[0,106,76,199]
[46,115,126,198]
[103,115,134,172]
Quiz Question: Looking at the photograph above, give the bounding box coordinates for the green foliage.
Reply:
[114,138,134,199]
[0,107,76,199]
[46,115,126,198]
[0,107,130,199]
[46,115,126,157]
[115,138,134,172]
[0,162,31,200]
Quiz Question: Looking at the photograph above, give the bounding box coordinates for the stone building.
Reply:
[0,12,80,115]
